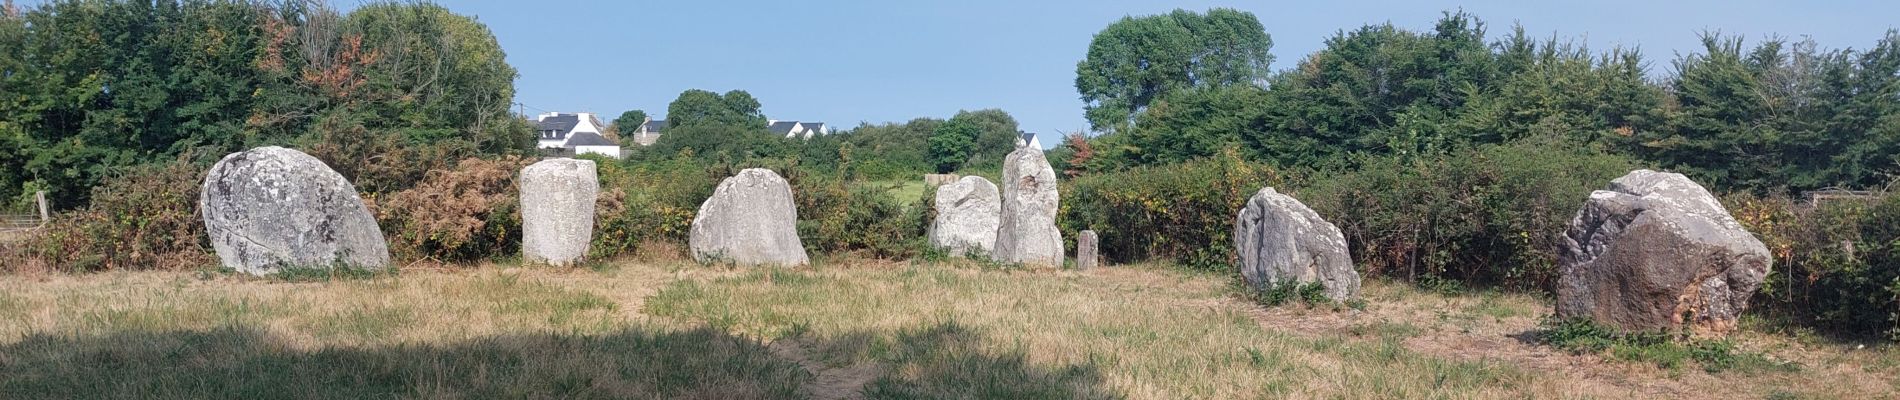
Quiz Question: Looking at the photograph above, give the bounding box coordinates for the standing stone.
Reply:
[199,146,389,275]
[1558,169,1772,333]
[992,146,1063,266]
[927,176,1001,257]
[1077,230,1099,270]
[1233,187,1360,300]
[689,168,809,266]
[520,158,598,267]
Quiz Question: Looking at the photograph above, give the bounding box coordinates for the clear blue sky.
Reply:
[440,0,1893,146]
[27,0,1900,145]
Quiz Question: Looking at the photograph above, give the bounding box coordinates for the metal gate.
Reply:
[0,191,48,232]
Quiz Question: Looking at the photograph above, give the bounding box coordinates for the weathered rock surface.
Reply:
[992,146,1063,266]
[689,168,809,266]
[927,176,1000,257]
[199,146,389,275]
[1233,187,1360,300]
[520,158,598,267]
[1077,230,1099,270]
[1558,169,1772,333]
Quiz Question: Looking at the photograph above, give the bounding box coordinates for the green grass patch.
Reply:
[1540,318,1800,373]
[1241,279,1338,309]
[263,266,399,283]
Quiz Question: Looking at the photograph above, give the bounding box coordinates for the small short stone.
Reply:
[689,168,809,266]
[992,146,1063,266]
[520,158,598,267]
[1233,187,1360,300]
[928,176,1000,257]
[200,146,390,275]
[1077,230,1100,270]
[1558,169,1772,333]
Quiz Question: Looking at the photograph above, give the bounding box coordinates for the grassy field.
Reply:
[0,258,1895,399]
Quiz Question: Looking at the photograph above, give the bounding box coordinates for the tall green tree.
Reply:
[1257,11,1501,167]
[665,89,767,128]
[342,1,522,153]
[927,119,979,173]
[613,109,649,133]
[946,109,1022,170]
[1075,8,1273,134]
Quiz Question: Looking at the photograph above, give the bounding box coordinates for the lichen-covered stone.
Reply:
[520,158,598,266]
[928,176,1000,257]
[1558,169,1772,333]
[200,146,389,275]
[689,168,809,266]
[1233,187,1360,300]
[992,146,1062,266]
[1077,230,1100,270]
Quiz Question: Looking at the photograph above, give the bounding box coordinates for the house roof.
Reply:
[768,121,801,135]
[642,120,666,133]
[538,114,581,139]
[798,122,826,133]
[563,131,619,147]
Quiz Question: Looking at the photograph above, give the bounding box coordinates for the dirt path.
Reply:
[767,339,885,400]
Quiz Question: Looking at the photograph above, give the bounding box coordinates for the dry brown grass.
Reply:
[0,259,1893,399]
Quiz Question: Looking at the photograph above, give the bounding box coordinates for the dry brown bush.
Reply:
[373,156,531,263]
[4,161,213,273]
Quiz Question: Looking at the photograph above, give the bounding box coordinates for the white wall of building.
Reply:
[574,145,622,159]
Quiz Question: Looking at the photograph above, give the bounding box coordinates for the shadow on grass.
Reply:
[0,321,1117,399]
[855,322,1120,399]
[0,326,802,399]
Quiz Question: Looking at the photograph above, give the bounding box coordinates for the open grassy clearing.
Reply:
[0,260,1894,399]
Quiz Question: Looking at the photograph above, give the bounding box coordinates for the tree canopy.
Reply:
[0,0,527,208]
[665,89,767,128]
[1075,8,1273,134]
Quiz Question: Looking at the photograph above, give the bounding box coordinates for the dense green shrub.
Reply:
[791,171,932,259]
[590,155,720,259]
[1298,138,1638,290]
[1732,192,1900,339]
[1060,148,1278,271]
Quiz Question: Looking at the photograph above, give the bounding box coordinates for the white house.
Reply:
[767,120,830,139]
[533,112,622,158]
[564,131,622,158]
[1017,132,1043,149]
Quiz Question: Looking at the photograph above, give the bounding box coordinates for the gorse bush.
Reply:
[792,171,932,259]
[1060,148,1277,271]
[4,161,212,273]
[1300,139,1639,290]
[372,156,531,262]
[1731,191,1900,340]
[590,155,720,259]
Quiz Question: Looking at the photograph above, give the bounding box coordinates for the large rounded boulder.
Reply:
[199,146,389,275]
[1558,169,1772,333]
[1232,187,1360,300]
[992,146,1063,266]
[928,176,1000,257]
[689,168,809,266]
[520,158,598,267]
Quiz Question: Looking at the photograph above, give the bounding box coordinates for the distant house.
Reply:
[533,112,622,158]
[627,119,666,146]
[1017,132,1043,149]
[564,131,623,158]
[767,120,830,139]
